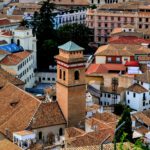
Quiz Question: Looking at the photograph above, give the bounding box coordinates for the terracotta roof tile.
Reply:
[127,83,148,93]
[0,50,32,66]
[66,127,85,138]
[93,112,119,123]
[101,86,125,94]
[86,64,126,75]
[109,36,150,45]
[0,139,21,150]
[30,102,66,129]
[133,111,150,127]
[95,44,150,56]
[135,71,150,83]
[0,83,41,138]
[0,68,24,87]
[68,129,114,147]
[0,19,11,26]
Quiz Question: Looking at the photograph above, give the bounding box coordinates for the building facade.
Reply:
[126,71,150,111]
[54,9,86,29]
[86,1,150,45]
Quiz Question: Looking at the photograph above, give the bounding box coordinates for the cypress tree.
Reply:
[115,107,133,142]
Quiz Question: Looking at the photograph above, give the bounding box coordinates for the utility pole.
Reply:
[111,77,118,112]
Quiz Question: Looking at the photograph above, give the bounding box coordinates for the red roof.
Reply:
[109,36,150,44]
[0,51,32,66]
[2,31,13,36]
[86,64,126,75]
[125,61,139,67]
[0,19,11,26]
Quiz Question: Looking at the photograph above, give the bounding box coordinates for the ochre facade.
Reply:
[55,47,86,127]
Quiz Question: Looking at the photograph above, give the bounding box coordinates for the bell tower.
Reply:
[55,41,86,127]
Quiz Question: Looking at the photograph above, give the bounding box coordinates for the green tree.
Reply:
[114,103,125,116]
[57,23,93,54]
[40,39,58,69]
[115,107,133,143]
[32,0,57,69]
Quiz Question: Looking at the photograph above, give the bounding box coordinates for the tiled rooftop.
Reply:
[127,83,148,93]
[0,68,24,87]
[0,50,32,66]
[30,102,66,129]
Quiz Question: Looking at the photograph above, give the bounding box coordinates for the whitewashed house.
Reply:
[126,71,150,111]
[0,26,37,69]
[100,86,125,106]
[0,50,35,88]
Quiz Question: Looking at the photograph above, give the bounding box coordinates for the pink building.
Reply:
[86,1,150,45]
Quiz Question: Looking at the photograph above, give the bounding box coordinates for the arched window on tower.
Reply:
[17,39,20,46]
[74,70,79,80]
[63,71,66,80]
[59,69,62,79]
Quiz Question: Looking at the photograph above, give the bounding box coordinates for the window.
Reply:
[146,18,149,22]
[59,128,63,136]
[52,78,55,81]
[17,39,20,46]
[11,39,14,43]
[133,93,136,98]
[116,57,121,62]
[107,57,112,62]
[143,101,145,106]
[59,69,62,79]
[139,24,142,29]
[63,71,65,80]
[42,77,45,80]
[74,71,79,80]
[108,94,111,98]
[128,100,130,104]
[127,91,129,95]
[139,18,142,22]
[47,78,50,81]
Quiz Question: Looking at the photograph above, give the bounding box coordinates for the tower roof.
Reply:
[58,41,84,52]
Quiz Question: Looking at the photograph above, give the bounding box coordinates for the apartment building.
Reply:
[89,0,130,6]
[86,1,150,45]
[54,9,86,29]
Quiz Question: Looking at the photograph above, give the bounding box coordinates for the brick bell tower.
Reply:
[55,41,86,127]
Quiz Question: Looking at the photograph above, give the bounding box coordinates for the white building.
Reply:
[88,0,130,5]
[126,71,150,111]
[100,86,125,106]
[0,27,37,69]
[0,27,37,88]
[0,50,35,88]
[53,9,86,29]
